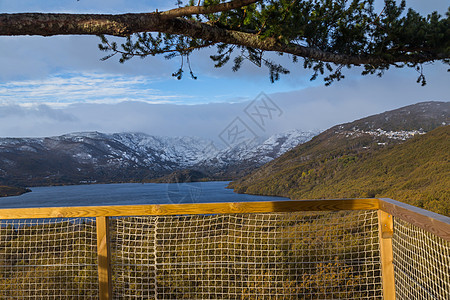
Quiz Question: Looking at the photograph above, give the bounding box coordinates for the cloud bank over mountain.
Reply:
[1,74,448,145]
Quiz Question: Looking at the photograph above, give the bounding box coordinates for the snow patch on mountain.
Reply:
[47,129,318,168]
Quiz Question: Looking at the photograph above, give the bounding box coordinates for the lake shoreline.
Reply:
[0,181,289,209]
[0,186,31,198]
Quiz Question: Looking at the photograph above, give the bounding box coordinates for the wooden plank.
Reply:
[379,198,450,242]
[96,216,112,300]
[378,210,396,300]
[0,198,379,219]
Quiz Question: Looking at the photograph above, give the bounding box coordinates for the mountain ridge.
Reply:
[0,129,317,187]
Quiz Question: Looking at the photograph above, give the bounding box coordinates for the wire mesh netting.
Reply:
[0,218,98,299]
[110,210,382,299]
[392,217,450,300]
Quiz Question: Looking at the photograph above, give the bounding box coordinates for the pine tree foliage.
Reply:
[96,0,449,84]
[1,0,448,84]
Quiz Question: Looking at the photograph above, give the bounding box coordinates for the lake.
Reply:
[0,181,288,208]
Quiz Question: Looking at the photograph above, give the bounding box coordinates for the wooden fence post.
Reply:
[97,216,112,300]
[378,210,396,300]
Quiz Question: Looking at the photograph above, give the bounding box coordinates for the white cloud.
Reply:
[0,0,448,140]
[0,73,187,106]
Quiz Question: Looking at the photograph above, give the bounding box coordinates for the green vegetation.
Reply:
[0,186,31,198]
[230,126,450,216]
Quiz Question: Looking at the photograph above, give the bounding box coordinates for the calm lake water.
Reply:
[0,181,288,208]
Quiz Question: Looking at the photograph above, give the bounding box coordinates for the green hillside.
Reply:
[230,126,450,216]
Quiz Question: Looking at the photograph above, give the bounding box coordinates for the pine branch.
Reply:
[160,0,259,19]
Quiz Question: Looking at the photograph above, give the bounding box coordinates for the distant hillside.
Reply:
[0,186,31,197]
[150,169,209,183]
[337,101,448,132]
[230,102,450,216]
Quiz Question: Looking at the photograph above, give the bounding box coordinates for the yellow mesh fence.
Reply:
[110,210,382,299]
[392,217,450,300]
[0,206,447,299]
[0,218,98,299]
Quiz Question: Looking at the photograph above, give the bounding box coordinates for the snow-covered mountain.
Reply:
[198,130,317,167]
[0,130,318,186]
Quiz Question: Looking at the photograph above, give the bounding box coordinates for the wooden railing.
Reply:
[0,198,448,299]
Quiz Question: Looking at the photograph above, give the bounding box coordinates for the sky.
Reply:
[0,0,449,145]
